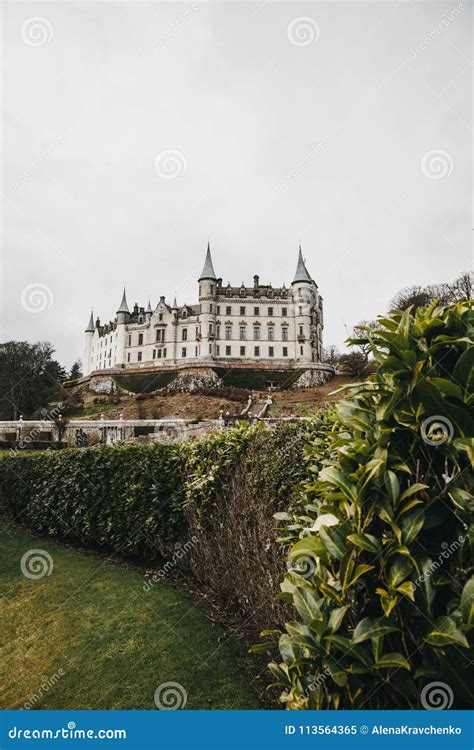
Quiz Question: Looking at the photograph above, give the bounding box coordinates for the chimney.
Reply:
[253,275,259,289]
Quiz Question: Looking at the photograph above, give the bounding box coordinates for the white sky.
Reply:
[1,1,472,368]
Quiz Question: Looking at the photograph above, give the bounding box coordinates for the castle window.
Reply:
[240,346,246,356]
[182,347,187,358]
[159,313,163,321]
[240,306,246,316]
[254,346,260,357]
[210,304,213,312]
[137,351,142,362]
[300,346,304,355]
[216,324,221,338]
[268,289,273,298]
[182,328,187,341]
[156,329,164,342]
[268,307,273,317]
[127,353,130,362]
[216,345,220,355]
[253,326,260,340]
[152,349,156,359]
[226,306,231,316]
[268,346,274,357]
[157,349,162,358]
[208,324,213,336]
[225,325,232,340]
[282,327,288,341]
[226,346,231,356]
[138,333,143,346]
[283,347,288,357]
[299,325,304,336]
[239,326,246,340]
[217,306,221,315]
[254,306,259,316]
[268,327,274,341]
[226,287,232,297]
[282,307,287,316]
[128,335,131,346]
[163,348,167,358]
[195,346,198,357]
[209,344,212,354]
[299,306,302,315]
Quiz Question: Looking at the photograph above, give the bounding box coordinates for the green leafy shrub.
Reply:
[268,302,473,709]
[113,371,178,393]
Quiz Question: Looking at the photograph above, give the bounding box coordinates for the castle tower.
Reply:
[198,242,217,360]
[291,246,316,365]
[84,310,95,376]
[115,287,130,367]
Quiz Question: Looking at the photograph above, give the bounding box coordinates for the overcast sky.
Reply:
[1,1,471,369]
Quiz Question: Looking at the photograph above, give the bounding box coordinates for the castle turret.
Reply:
[84,310,95,376]
[292,246,316,365]
[115,287,130,368]
[198,243,217,360]
[116,287,130,324]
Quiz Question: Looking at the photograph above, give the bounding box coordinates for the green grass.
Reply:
[114,371,178,393]
[0,521,260,709]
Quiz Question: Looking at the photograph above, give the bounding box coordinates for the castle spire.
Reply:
[116,287,130,314]
[146,298,152,314]
[292,245,311,283]
[85,309,95,333]
[172,297,178,309]
[199,242,217,281]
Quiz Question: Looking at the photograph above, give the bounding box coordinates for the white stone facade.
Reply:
[84,245,324,377]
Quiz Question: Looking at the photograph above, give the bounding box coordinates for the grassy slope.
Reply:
[0,521,260,710]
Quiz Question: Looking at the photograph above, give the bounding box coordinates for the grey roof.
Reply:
[199,243,217,280]
[85,309,95,332]
[172,297,178,308]
[117,287,130,314]
[292,246,312,283]
[146,299,152,313]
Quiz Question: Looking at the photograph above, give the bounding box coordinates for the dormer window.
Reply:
[239,287,246,297]
[226,286,232,297]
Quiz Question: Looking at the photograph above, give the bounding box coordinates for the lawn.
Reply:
[0,520,260,709]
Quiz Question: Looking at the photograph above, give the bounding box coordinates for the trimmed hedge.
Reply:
[213,368,304,390]
[114,371,178,394]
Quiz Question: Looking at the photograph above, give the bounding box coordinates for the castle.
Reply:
[83,245,326,378]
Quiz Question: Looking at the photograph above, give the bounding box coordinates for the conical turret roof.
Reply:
[117,287,130,314]
[292,245,312,283]
[199,242,217,280]
[85,310,95,332]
